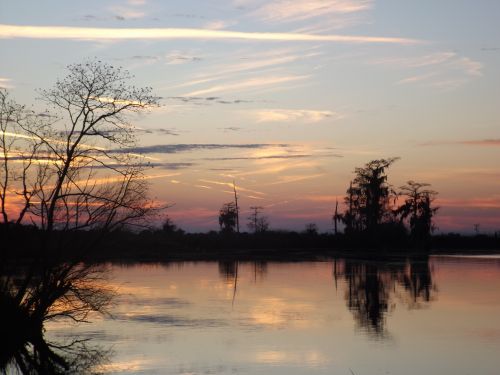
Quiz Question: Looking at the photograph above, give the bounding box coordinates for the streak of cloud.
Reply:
[166,96,258,105]
[458,139,500,146]
[420,139,500,147]
[203,153,341,161]
[0,130,160,161]
[253,108,339,123]
[0,24,421,45]
[109,6,146,20]
[85,162,195,170]
[198,179,266,196]
[181,50,318,86]
[372,51,482,89]
[0,77,13,88]
[249,0,373,23]
[112,143,289,155]
[263,173,325,186]
[183,75,310,96]
[437,197,500,209]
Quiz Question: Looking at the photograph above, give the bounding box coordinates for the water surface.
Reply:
[46,256,500,374]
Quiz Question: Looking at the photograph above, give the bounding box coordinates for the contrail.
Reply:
[0,24,422,45]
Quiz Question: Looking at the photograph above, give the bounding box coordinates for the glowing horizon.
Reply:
[1,0,499,233]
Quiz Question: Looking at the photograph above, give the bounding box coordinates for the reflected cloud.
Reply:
[255,350,327,366]
[97,358,151,373]
[250,297,313,328]
[116,313,225,327]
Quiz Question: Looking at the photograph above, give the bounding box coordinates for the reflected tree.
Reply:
[0,261,113,374]
[396,256,435,308]
[335,256,435,337]
[218,261,239,306]
[343,261,391,335]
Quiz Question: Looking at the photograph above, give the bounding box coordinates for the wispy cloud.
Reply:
[249,0,373,23]
[396,72,437,85]
[198,179,266,196]
[168,48,321,99]
[204,154,309,161]
[421,139,500,147]
[253,108,339,123]
[112,143,289,155]
[165,51,203,64]
[209,50,319,76]
[0,77,13,88]
[166,96,259,105]
[204,20,237,30]
[109,0,147,19]
[303,194,344,202]
[264,173,325,186]
[437,197,500,209]
[139,128,181,136]
[0,24,421,44]
[183,75,310,96]
[459,139,500,146]
[108,6,146,20]
[128,0,147,5]
[373,51,482,89]
[234,161,320,177]
[204,151,342,161]
[83,162,194,170]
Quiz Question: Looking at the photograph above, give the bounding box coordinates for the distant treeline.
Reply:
[2,223,499,262]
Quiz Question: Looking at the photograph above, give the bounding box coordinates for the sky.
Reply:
[1,0,499,233]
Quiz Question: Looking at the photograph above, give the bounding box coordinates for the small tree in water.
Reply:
[396,181,439,246]
[219,202,238,233]
[342,158,399,234]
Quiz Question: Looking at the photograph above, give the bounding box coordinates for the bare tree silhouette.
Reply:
[0,61,160,243]
[247,206,269,233]
[0,261,113,374]
[233,180,240,233]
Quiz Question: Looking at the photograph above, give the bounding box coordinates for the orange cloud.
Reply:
[459,139,500,146]
[420,139,500,147]
[437,197,500,209]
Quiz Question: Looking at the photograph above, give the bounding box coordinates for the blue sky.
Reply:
[1,0,499,232]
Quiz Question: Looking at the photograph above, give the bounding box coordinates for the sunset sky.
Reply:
[1,0,499,232]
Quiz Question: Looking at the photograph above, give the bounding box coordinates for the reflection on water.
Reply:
[7,255,500,374]
[0,261,112,374]
[336,256,435,336]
